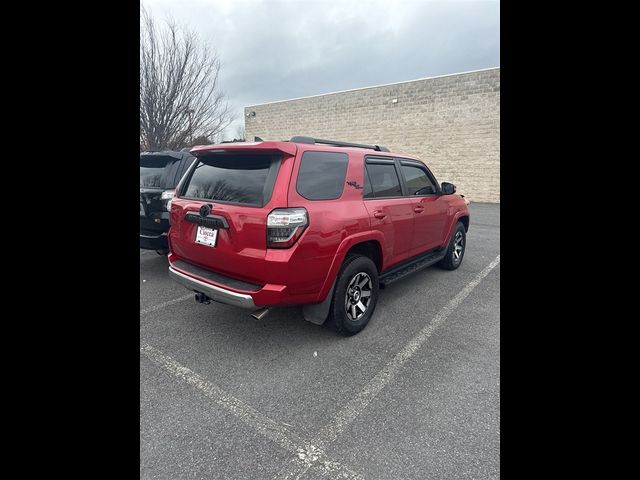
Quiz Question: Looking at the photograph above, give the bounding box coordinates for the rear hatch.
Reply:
[140,153,183,234]
[169,145,294,285]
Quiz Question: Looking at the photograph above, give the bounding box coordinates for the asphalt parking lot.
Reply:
[140,202,500,479]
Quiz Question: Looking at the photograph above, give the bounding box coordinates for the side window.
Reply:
[175,157,195,189]
[401,164,436,195]
[166,160,179,188]
[179,157,196,181]
[296,151,349,200]
[365,163,403,198]
[363,167,374,199]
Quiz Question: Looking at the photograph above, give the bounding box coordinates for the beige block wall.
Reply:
[245,67,500,203]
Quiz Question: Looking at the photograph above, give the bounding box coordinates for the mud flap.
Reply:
[302,281,336,325]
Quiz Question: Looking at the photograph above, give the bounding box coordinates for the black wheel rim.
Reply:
[453,231,464,263]
[345,272,373,321]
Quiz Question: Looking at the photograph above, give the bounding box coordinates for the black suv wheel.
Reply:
[327,254,379,336]
[437,222,466,270]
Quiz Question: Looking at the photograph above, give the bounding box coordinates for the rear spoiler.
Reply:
[190,141,297,157]
[140,150,194,160]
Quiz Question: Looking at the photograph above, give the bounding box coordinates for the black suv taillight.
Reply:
[267,208,308,248]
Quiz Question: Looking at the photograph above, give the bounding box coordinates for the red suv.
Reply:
[167,136,469,335]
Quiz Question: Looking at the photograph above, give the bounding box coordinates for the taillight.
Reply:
[161,189,175,211]
[267,208,308,248]
[162,190,176,226]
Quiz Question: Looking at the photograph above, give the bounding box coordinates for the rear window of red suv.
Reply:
[181,152,281,207]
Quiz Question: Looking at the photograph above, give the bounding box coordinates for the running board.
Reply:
[379,249,447,288]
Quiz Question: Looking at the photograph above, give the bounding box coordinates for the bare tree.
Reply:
[191,135,213,145]
[140,6,233,151]
[234,124,246,142]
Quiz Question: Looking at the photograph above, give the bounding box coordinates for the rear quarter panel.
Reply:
[282,149,372,303]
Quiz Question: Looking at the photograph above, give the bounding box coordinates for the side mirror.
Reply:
[441,182,456,195]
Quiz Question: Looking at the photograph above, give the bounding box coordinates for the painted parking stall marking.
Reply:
[140,344,364,480]
[318,255,500,447]
[141,255,499,479]
[275,255,500,479]
[140,293,193,316]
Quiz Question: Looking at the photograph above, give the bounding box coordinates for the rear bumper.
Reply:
[140,232,168,250]
[168,266,257,309]
[167,255,295,308]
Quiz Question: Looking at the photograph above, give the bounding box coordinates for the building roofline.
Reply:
[246,66,500,108]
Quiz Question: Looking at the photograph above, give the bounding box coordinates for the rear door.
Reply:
[363,157,414,267]
[169,150,289,284]
[398,160,448,253]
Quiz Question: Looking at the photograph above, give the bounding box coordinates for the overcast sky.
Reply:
[142,0,500,139]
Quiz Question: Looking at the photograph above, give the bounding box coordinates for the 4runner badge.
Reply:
[346,180,363,189]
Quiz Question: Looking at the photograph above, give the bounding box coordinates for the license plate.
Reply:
[195,225,218,247]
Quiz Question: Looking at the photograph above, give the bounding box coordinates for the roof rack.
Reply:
[289,136,390,152]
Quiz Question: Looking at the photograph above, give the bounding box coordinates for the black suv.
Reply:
[140,150,196,253]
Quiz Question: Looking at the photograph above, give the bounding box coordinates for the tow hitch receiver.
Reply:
[195,292,211,304]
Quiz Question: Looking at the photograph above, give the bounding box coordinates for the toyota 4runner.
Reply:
[167,136,470,335]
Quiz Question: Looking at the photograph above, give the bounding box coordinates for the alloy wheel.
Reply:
[453,231,464,262]
[345,272,373,321]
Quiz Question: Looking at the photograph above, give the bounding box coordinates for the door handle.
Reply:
[373,210,387,219]
[414,206,425,213]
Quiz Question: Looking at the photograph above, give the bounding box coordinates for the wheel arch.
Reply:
[304,234,383,327]
[315,231,385,304]
[443,212,470,246]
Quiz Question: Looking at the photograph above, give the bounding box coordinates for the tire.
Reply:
[437,222,466,270]
[327,254,379,336]
[156,248,169,256]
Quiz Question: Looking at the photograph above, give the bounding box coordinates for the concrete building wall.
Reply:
[245,67,499,203]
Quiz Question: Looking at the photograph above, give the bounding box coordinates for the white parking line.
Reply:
[141,344,363,480]
[279,255,501,479]
[140,255,500,479]
[317,255,500,447]
[140,294,193,316]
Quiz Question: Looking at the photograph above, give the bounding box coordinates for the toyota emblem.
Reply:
[199,204,211,217]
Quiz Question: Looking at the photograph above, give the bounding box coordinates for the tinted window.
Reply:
[366,163,402,197]
[363,168,374,199]
[183,153,280,206]
[296,151,349,200]
[140,156,179,189]
[178,157,196,180]
[401,164,436,195]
